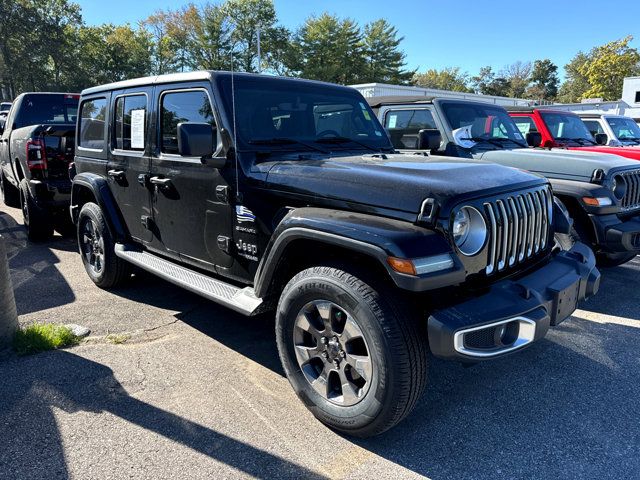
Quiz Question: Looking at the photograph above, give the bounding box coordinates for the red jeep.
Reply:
[507,107,640,162]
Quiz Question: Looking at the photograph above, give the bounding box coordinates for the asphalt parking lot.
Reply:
[0,202,639,480]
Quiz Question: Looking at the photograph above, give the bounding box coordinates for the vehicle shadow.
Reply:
[0,210,76,315]
[112,273,640,479]
[0,350,327,480]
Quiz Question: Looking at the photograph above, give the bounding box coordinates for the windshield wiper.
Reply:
[315,136,382,153]
[462,137,505,149]
[490,137,528,148]
[248,137,329,154]
[620,137,640,145]
[572,137,597,146]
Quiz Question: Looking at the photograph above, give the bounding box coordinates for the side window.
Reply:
[513,116,538,136]
[384,109,437,149]
[79,98,107,150]
[160,90,215,155]
[583,120,604,136]
[114,95,147,151]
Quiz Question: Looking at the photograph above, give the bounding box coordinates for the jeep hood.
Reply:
[566,146,640,162]
[264,153,545,215]
[476,148,637,181]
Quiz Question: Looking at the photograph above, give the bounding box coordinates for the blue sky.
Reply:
[77,0,639,78]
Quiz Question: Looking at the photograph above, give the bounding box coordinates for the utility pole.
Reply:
[256,28,261,74]
[0,235,17,348]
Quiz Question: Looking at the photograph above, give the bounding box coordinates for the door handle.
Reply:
[149,176,172,188]
[108,169,125,179]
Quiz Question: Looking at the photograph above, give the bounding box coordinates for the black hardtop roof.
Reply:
[81,71,356,96]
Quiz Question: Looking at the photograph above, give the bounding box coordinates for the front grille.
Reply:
[619,170,640,212]
[484,186,553,275]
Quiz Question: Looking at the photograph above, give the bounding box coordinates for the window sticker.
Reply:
[130,109,145,150]
[388,115,397,128]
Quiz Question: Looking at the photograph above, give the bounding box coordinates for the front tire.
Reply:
[19,179,53,241]
[276,266,427,437]
[1,172,20,207]
[77,202,130,288]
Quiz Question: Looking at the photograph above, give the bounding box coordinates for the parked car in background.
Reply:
[578,113,640,147]
[71,71,600,437]
[0,102,10,131]
[507,107,640,162]
[0,92,79,240]
[368,96,640,267]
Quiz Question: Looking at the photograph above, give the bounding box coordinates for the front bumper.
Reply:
[592,214,640,253]
[428,243,600,361]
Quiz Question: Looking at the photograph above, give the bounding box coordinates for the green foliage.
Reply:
[293,13,364,84]
[13,323,80,356]
[413,67,471,92]
[471,66,511,96]
[557,52,591,103]
[527,59,559,101]
[579,36,640,101]
[361,19,413,84]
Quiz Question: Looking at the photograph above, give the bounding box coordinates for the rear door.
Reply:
[148,84,234,270]
[106,89,153,243]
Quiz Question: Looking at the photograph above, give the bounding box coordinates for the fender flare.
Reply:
[253,207,464,297]
[71,172,127,241]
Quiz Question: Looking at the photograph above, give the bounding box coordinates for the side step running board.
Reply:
[115,244,263,316]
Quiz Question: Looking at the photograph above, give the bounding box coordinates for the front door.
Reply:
[106,89,153,243]
[149,86,234,269]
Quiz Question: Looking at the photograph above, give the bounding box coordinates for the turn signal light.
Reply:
[387,257,416,276]
[582,196,613,207]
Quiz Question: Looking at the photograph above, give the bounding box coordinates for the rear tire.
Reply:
[77,202,130,288]
[1,171,20,208]
[276,266,427,437]
[19,179,53,241]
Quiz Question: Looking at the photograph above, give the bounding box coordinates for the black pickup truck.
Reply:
[0,92,79,239]
[71,72,600,437]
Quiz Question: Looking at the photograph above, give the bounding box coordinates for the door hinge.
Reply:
[217,235,231,253]
[216,185,229,203]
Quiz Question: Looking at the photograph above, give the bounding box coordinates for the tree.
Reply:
[501,61,531,98]
[579,36,640,101]
[557,52,591,103]
[293,13,365,84]
[361,19,413,84]
[526,59,559,101]
[412,67,471,92]
[471,66,510,96]
[224,0,279,73]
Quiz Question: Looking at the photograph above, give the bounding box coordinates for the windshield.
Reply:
[217,76,391,153]
[606,117,640,142]
[540,112,594,143]
[14,94,79,129]
[440,101,526,149]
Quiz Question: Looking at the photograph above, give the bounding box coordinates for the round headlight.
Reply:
[452,206,487,256]
[612,175,627,200]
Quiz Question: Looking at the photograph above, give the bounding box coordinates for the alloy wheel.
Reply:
[293,300,373,406]
[81,218,105,275]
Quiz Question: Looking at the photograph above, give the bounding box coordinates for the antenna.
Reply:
[231,49,241,201]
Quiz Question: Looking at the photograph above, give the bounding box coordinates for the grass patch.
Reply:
[106,333,130,345]
[13,323,80,356]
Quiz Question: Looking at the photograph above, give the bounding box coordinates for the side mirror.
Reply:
[526,131,542,147]
[595,133,608,145]
[417,129,441,150]
[177,122,215,158]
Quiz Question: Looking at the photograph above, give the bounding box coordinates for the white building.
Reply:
[544,77,640,121]
[349,82,539,107]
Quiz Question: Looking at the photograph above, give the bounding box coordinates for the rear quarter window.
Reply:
[79,98,107,150]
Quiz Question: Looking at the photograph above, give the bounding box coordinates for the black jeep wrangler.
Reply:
[71,72,600,437]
